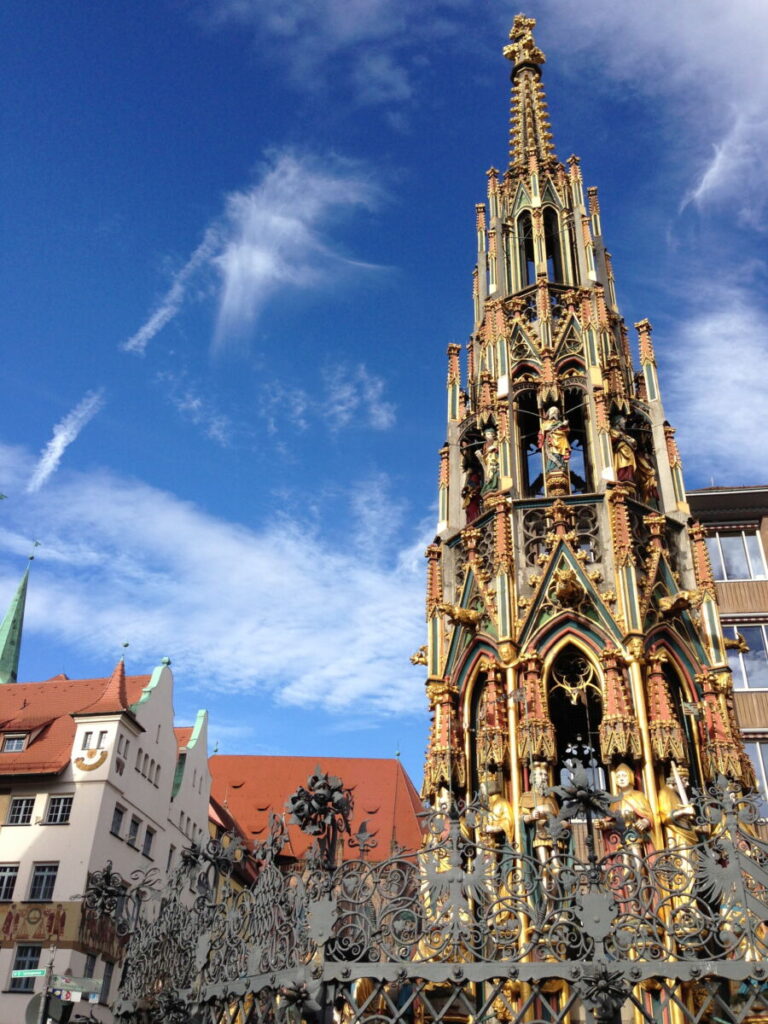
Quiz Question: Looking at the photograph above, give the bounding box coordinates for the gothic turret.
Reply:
[0,562,30,685]
[422,16,750,844]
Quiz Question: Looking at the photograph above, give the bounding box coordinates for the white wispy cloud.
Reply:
[660,285,768,484]
[1,443,426,716]
[26,390,105,494]
[157,371,233,446]
[122,150,382,356]
[538,0,768,225]
[323,363,396,431]
[122,228,221,355]
[198,0,467,106]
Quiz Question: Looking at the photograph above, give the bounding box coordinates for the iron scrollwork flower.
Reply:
[286,767,354,865]
[576,962,630,1024]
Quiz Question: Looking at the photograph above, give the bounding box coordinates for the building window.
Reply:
[0,864,19,900]
[83,953,97,979]
[10,945,41,991]
[142,827,155,858]
[29,863,58,901]
[707,529,767,581]
[97,730,108,749]
[167,844,175,871]
[100,960,114,1004]
[82,731,94,749]
[745,741,768,817]
[110,804,125,837]
[7,797,35,825]
[45,795,73,825]
[726,624,768,689]
[2,734,26,752]
[127,816,140,847]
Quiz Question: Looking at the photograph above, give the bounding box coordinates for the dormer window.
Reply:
[2,734,26,753]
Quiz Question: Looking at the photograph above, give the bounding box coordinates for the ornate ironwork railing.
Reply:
[86,775,768,1024]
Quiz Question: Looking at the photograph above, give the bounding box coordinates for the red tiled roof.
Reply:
[209,755,424,862]
[0,673,150,775]
[85,659,129,714]
[174,726,194,750]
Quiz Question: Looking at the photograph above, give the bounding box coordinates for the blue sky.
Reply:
[1,1,767,788]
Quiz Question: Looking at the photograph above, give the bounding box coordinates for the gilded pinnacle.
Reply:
[505,16,556,169]
[503,14,546,70]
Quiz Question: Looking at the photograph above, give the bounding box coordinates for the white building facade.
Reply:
[0,657,209,1022]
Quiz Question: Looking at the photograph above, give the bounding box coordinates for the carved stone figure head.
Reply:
[531,762,549,790]
[614,763,633,791]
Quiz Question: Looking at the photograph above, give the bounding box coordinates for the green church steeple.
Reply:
[0,563,30,684]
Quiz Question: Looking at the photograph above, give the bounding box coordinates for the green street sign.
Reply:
[12,968,46,977]
[52,974,101,994]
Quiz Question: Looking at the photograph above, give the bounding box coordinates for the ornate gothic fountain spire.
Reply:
[504,15,557,172]
[421,15,752,834]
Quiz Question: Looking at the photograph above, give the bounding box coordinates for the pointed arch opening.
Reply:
[517,211,536,287]
[563,385,592,494]
[546,645,606,788]
[515,387,544,496]
[543,206,563,283]
[662,661,703,791]
[469,668,509,799]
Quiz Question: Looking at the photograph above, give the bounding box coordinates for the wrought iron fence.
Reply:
[85,774,768,1024]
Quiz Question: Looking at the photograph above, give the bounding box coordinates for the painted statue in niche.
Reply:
[627,412,659,504]
[462,465,483,522]
[538,405,571,473]
[460,433,484,521]
[520,762,568,885]
[658,764,700,903]
[477,424,500,494]
[658,764,697,849]
[481,774,515,845]
[609,413,637,487]
[599,762,653,859]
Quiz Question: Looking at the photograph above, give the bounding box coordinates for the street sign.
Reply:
[12,968,47,977]
[51,974,101,994]
[53,988,82,1002]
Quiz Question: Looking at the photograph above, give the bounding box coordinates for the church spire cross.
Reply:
[504,14,556,171]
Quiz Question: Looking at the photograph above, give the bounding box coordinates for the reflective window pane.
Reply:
[746,532,767,579]
[727,644,745,687]
[706,536,724,580]
[741,626,768,688]
[759,746,768,818]
[745,743,768,816]
[720,534,750,580]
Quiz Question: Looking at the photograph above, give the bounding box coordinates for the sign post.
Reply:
[36,945,56,1024]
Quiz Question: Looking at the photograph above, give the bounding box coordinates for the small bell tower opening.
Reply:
[563,385,591,493]
[516,388,544,496]
[543,206,563,283]
[517,211,536,287]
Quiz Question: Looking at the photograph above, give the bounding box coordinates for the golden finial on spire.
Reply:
[503,14,546,71]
